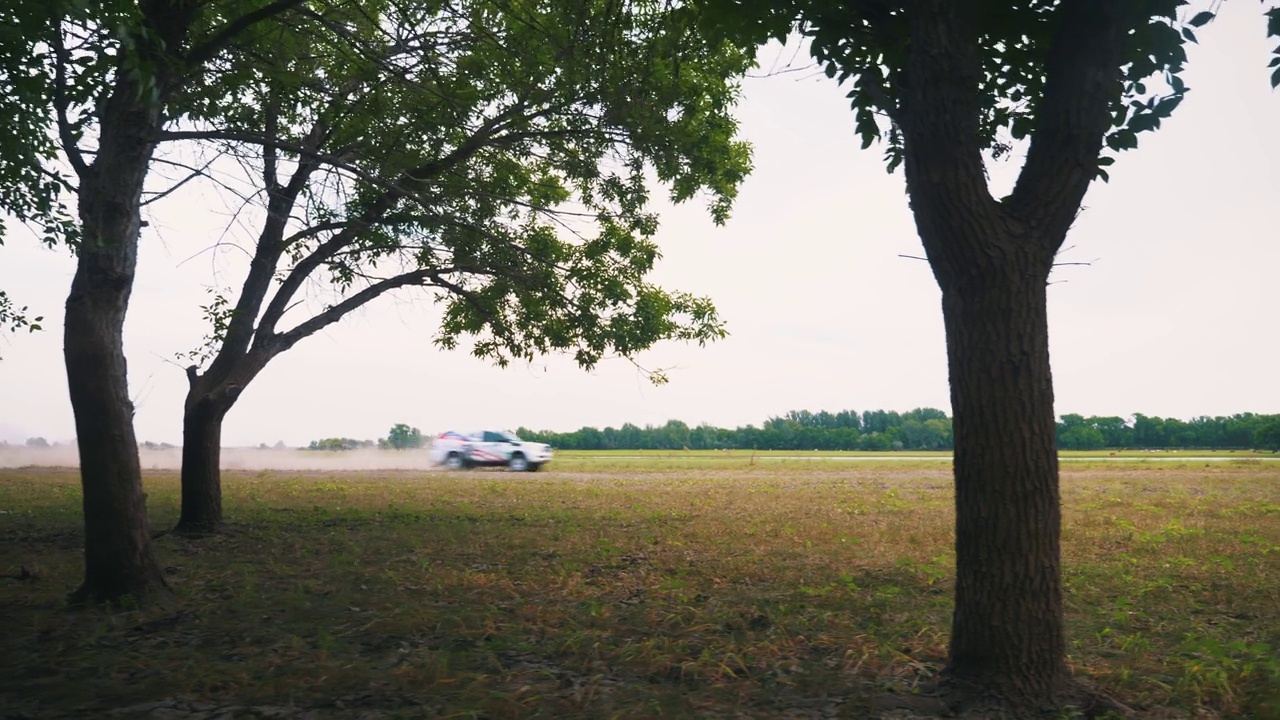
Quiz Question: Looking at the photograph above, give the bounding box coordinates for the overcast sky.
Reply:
[1,6,1277,447]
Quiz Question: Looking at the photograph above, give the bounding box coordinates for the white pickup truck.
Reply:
[428,430,552,472]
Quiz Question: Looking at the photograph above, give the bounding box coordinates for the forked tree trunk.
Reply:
[893,0,1128,709]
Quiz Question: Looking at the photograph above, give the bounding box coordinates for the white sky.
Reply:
[1,6,1278,447]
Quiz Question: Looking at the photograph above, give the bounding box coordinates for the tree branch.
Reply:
[185,0,308,69]
[147,154,256,207]
[141,155,220,207]
[1007,0,1127,242]
[204,117,330,383]
[51,31,90,180]
[262,97,280,193]
[896,0,1001,272]
[272,268,438,350]
[247,101,549,338]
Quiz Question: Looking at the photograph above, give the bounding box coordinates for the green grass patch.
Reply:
[1,462,1277,718]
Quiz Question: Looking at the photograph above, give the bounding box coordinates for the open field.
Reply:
[3,445,1276,473]
[2,460,1278,719]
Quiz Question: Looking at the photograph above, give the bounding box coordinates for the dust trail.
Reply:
[0,446,442,471]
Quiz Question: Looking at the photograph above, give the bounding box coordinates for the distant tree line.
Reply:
[306,424,424,452]
[1056,413,1280,451]
[518,409,954,451]
[517,409,1280,452]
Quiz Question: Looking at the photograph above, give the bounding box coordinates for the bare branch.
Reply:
[141,155,220,207]
[272,268,438,350]
[281,220,352,247]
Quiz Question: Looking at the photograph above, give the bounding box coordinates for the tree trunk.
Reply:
[64,269,169,604]
[885,0,1128,711]
[175,360,264,535]
[175,388,230,534]
[64,164,169,606]
[59,1,209,603]
[935,247,1066,708]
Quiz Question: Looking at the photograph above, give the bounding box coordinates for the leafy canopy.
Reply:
[696,0,1280,180]
[170,0,755,373]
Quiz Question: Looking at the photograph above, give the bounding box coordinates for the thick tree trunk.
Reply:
[886,0,1128,712]
[936,249,1066,707]
[175,390,229,534]
[64,161,169,606]
[175,360,265,535]
[60,25,187,602]
[890,1,1109,709]
[64,250,170,605]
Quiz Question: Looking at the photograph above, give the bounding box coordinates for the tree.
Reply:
[1058,424,1105,451]
[1,0,317,603]
[697,0,1280,713]
[1256,419,1280,452]
[168,0,753,533]
[385,424,423,450]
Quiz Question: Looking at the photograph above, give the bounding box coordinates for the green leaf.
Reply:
[1155,94,1184,117]
[1187,11,1214,28]
[1272,66,1280,89]
[1181,27,1196,44]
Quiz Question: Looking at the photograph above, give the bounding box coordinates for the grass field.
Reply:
[1,458,1278,718]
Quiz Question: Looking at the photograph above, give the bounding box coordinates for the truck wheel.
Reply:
[507,453,529,472]
[444,452,465,470]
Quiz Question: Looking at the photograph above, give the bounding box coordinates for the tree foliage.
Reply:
[523,409,1280,451]
[1252,418,1280,452]
[697,0,1280,179]
[385,423,424,450]
[0,290,42,359]
[306,437,374,451]
[151,0,758,534]
[173,0,753,382]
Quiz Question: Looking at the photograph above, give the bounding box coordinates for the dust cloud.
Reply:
[0,445,443,471]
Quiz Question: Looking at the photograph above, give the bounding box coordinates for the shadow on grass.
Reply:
[2,464,1278,718]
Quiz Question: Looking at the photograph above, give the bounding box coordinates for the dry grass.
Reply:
[1,459,1277,719]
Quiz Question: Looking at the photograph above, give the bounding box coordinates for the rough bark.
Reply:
[63,72,171,606]
[175,377,231,534]
[891,0,1128,712]
[56,0,308,602]
[936,242,1066,707]
[61,0,214,604]
[174,359,262,535]
[63,236,170,604]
